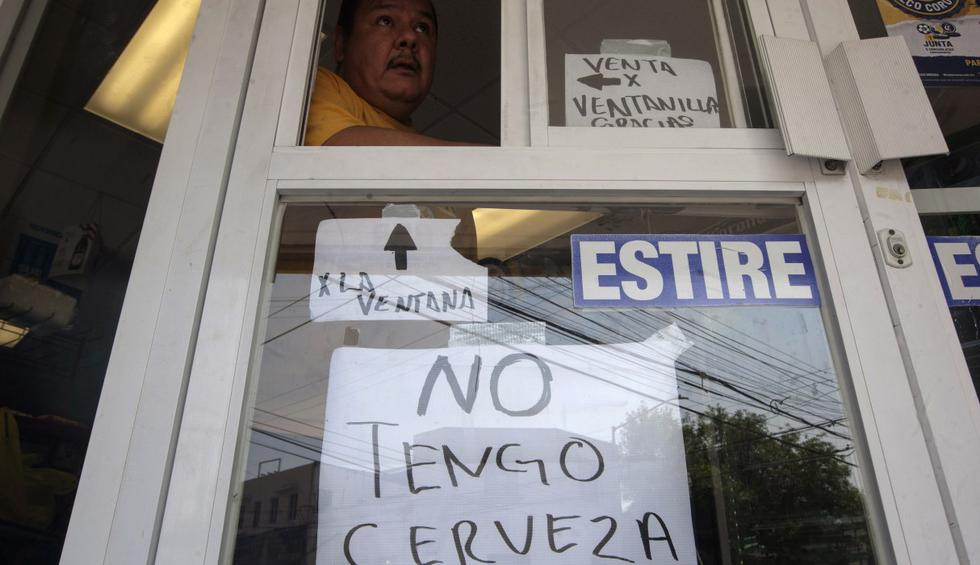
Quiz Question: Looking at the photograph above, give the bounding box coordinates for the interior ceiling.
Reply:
[0,0,161,410]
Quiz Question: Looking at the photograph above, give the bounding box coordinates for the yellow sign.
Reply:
[876,0,980,85]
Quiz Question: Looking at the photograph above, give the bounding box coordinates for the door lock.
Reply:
[877,228,912,268]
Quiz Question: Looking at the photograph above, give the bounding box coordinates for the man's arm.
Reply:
[323,126,481,146]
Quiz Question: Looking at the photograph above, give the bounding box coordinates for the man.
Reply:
[305,0,469,146]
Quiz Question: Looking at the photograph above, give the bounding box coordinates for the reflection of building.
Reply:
[234,463,319,565]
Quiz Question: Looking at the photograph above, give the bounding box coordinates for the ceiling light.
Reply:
[85,0,202,142]
[0,275,77,348]
[473,209,602,261]
[0,320,29,348]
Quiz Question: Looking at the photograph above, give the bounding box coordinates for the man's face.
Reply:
[335,0,436,123]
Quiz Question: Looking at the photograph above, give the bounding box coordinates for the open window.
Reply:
[281,0,780,150]
[297,0,502,147]
[527,0,781,148]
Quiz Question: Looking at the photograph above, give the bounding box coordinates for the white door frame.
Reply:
[58,0,972,563]
[60,0,268,563]
[799,0,980,562]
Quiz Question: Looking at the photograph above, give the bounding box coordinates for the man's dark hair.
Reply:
[336,0,438,37]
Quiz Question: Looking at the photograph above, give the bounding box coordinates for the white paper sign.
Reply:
[565,53,721,128]
[316,325,697,564]
[310,218,488,322]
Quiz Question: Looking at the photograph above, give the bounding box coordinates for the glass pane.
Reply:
[920,214,980,401]
[0,0,196,561]
[849,1,980,190]
[304,0,501,146]
[229,202,878,564]
[544,0,772,128]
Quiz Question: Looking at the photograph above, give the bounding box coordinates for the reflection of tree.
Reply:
[621,407,874,565]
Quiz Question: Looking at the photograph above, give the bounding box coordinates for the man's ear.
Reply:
[333,25,346,69]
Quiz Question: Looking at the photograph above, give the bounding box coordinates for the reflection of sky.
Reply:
[246,274,852,481]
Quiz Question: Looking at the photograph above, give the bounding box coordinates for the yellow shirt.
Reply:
[303,68,413,146]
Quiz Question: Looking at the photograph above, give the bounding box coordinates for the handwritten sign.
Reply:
[928,236,980,305]
[310,218,488,322]
[565,54,720,128]
[572,234,820,308]
[316,325,697,564]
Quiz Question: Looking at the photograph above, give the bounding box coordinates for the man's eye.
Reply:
[414,22,430,33]
[377,15,393,26]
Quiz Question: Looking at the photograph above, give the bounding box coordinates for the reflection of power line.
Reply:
[256,275,852,463]
[682,368,848,441]
[252,428,375,472]
[675,405,856,469]
[658,309,837,396]
[262,277,400,345]
[491,284,813,428]
[252,419,402,465]
[263,275,682,417]
[495,278,850,440]
[268,298,845,455]
[623,308,844,420]
[253,407,405,459]
[487,296,839,448]
[540,278,848,426]
[553,277,836,388]
[280,276,686,409]
[255,407,325,430]
[682,417,850,458]
[250,441,318,464]
[689,306,832,376]
[255,323,448,409]
[576,284,836,408]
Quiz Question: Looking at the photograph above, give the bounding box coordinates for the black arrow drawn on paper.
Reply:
[384,223,417,271]
[578,73,622,91]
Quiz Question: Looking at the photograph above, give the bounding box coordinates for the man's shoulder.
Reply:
[304,66,412,145]
[314,67,354,98]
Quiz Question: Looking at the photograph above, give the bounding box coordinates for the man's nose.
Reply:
[395,26,418,50]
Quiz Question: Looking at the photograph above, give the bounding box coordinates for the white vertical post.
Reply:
[802,0,980,561]
[155,0,299,562]
[501,0,530,146]
[274,0,322,147]
[706,0,748,128]
[525,0,549,146]
[61,0,265,563]
[805,176,955,565]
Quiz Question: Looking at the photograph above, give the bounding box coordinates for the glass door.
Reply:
[227,199,880,564]
[145,1,961,564]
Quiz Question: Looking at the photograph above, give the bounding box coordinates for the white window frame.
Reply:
[58,0,975,563]
[913,187,980,216]
[0,0,48,123]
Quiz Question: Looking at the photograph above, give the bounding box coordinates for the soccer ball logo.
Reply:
[916,22,961,39]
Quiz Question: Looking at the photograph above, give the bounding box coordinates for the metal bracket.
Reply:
[877,228,912,269]
[826,37,948,174]
[821,159,846,175]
